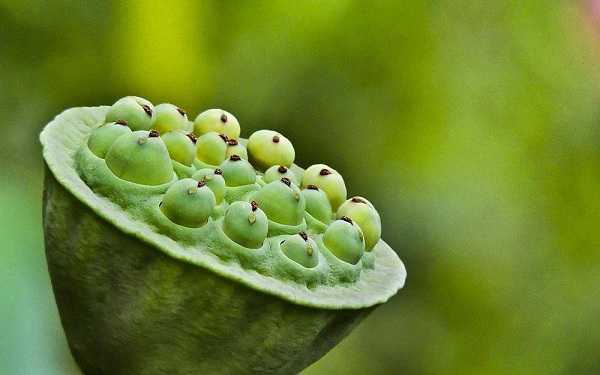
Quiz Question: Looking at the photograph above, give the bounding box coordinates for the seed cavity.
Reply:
[115,119,128,126]
[141,104,153,116]
[177,107,187,116]
[341,216,353,224]
[220,113,228,123]
[281,177,291,187]
[306,184,319,190]
[250,200,258,211]
[230,154,241,161]
[299,231,308,241]
[319,168,331,176]
[149,129,160,138]
[214,168,223,175]
[272,135,280,143]
[351,197,367,204]
[186,133,197,144]
[219,134,229,142]
[227,139,238,146]
[277,166,288,173]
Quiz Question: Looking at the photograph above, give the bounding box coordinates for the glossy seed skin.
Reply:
[323,219,365,264]
[302,187,332,224]
[281,233,319,268]
[252,179,306,226]
[194,109,241,140]
[195,132,228,166]
[87,122,132,158]
[151,103,188,134]
[219,156,257,186]
[160,179,216,227]
[192,168,226,204]
[301,164,347,211]
[161,131,196,166]
[223,201,268,248]
[247,130,295,171]
[105,96,154,131]
[337,196,382,250]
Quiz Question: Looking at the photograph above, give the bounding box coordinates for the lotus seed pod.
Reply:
[151,103,188,134]
[160,179,216,227]
[280,232,319,268]
[337,196,382,251]
[161,131,196,166]
[263,165,299,185]
[192,168,226,204]
[301,164,347,210]
[219,155,256,187]
[195,132,228,166]
[193,108,241,140]
[223,201,268,248]
[87,120,132,158]
[247,130,295,171]
[252,178,306,225]
[323,217,365,264]
[105,96,154,131]
[105,130,173,185]
[302,185,332,224]
[225,138,248,160]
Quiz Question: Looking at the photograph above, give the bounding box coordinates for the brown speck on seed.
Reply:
[351,197,367,204]
[277,166,287,173]
[230,154,241,161]
[341,216,353,224]
[197,180,206,188]
[251,200,258,211]
[177,107,187,116]
[227,139,238,146]
[319,168,331,176]
[281,177,291,186]
[186,133,197,143]
[219,134,229,142]
[220,113,228,123]
[214,168,223,175]
[272,135,280,143]
[159,201,163,207]
[149,130,160,137]
[299,231,308,241]
[142,104,152,116]
[306,184,319,190]
[280,240,286,246]
[115,120,128,126]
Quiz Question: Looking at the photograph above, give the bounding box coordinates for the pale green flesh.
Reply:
[40,106,406,310]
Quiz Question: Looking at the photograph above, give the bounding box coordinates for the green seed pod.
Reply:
[322,217,365,264]
[280,232,319,268]
[247,130,295,171]
[191,168,226,204]
[193,109,241,140]
[161,131,196,166]
[302,185,332,224]
[87,120,132,158]
[336,196,382,251]
[301,164,347,211]
[105,130,174,185]
[195,132,228,166]
[219,155,256,186]
[151,103,188,134]
[252,178,305,226]
[263,165,299,185]
[105,96,154,131]
[225,138,248,160]
[223,201,268,248]
[160,179,216,228]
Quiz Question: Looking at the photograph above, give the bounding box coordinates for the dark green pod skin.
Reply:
[40,107,406,375]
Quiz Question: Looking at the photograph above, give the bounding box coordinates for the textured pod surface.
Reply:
[40,107,406,374]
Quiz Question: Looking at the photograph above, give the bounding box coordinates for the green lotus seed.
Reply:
[192,168,226,204]
[161,131,196,166]
[247,130,295,171]
[105,96,154,131]
[87,121,132,158]
[160,179,216,227]
[336,196,382,251]
[193,109,241,140]
[195,132,228,166]
[251,178,305,225]
[151,103,188,134]
[302,185,332,224]
[105,130,173,185]
[219,155,257,187]
[301,164,347,211]
[280,232,319,268]
[322,217,365,264]
[225,138,248,160]
[223,200,268,248]
[263,165,299,185]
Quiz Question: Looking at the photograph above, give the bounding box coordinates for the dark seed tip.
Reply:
[306,184,319,190]
[142,104,153,116]
[341,216,353,224]
[197,180,206,188]
[177,107,187,116]
[229,154,241,161]
[251,201,258,211]
[319,168,332,176]
[351,197,367,204]
[220,113,228,123]
[299,231,308,241]
[219,133,229,142]
[149,129,160,137]
[272,135,280,143]
[277,166,288,173]
[280,177,291,186]
[227,138,238,146]
[186,133,197,143]
[214,168,223,175]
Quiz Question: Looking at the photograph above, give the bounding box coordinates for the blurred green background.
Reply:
[2,0,600,374]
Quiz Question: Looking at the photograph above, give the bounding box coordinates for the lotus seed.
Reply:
[195,132,229,166]
[322,217,365,264]
[192,168,226,204]
[160,178,216,227]
[87,121,132,158]
[161,131,196,166]
[105,96,154,131]
[223,201,268,248]
[225,138,249,160]
[337,196,382,251]
[251,179,305,225]
[301,164,347,210]
[193,109,241,140]
[263,165,299,185]
[302,185,332,224]
[105,130,173,185]
[151,103,188,134]
[280,232,319,268]
[247,130,295,171]
[219,155,257,187]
